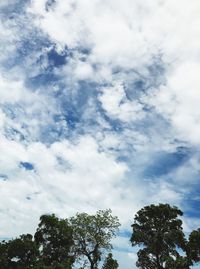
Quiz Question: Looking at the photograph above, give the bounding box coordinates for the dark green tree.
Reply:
[188,228,200,263]
[70,209,120,269]
[0,234,39,269]
[130,204,191,269]
[34,214,74,269]
[102,253,119,269]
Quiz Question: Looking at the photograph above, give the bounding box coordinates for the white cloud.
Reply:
[0,109,6,131]
[0,135,27,174]
[74,61,94,80]
[27,0,200,72]
[113,250,138,269]
[0,74,27,104]
[145,62,200,145]
[0,20,18,64]
[99,83,144,122]
[0,135,132,237]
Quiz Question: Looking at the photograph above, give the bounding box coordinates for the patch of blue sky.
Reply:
[22,46,72,92]
[47,46,69,67]
[3,105,29,135]
[76,81,97,102]
[3,96,67,144]
[57,100,124,142]
[118,230,132,238]
[20,162,34,171]
[101,114,125,133]
[183,191,200,218]
[147,56,166,85]
[0,0,28,15]
[56,156,72,171]
[57,81,100,128]
[130,109,170,138]
[125,79,158,104]
[2,28,50,71]
[123,59,165,101]
[0,174,8,181]
[143,147,190,178]
[27,73,61,89]
[39,124,68,144]
[2,107,30,142]
[4,126,27,142]
[2,105,18,120]
[114,246,132,253]
[62,109,80,130]
[77,47,92,57]
[58,104,82,131]
[17,36,50,60]
[117,155,130,163]
[45,0,56,11]
[0,237,11,242]
[193,265,200,269]
[124,79,147,101]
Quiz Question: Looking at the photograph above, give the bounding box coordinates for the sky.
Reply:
[0,0,200,268]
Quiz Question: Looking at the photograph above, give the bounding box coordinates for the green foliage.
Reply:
[102,253,119,269]
[70,209,120,269]
[130,204,189,269]
[34,214,74,269]
[0,234,39,269]
[188,228,200,263]
[165,256,191,269]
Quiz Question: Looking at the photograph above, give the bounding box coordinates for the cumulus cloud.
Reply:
[145,62,200,145]
[99,83,144,122]
[0,135,129,236]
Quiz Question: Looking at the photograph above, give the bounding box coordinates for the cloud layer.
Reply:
[1,0,200,268]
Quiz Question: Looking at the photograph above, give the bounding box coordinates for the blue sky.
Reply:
[0,0,200,268]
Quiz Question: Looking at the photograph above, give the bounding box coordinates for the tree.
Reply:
[0,234,39,269]
[34,214,74,269]
[70,209,120,269]
[130,204,191,269]
[188,228,200,263]
[102,253,119,269]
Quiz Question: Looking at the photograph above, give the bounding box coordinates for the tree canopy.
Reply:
[188,228,200,263]
[70,209,120,269]
[130,203,200,269]
[102,253,119,269]
[0,234,39,269]
[34,214,74,269]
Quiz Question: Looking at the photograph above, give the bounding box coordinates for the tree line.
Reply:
[0,204,200,269]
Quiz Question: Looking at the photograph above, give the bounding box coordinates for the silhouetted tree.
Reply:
[34,214,74,269]
[130,204,191,269]
[70,209,120,269]
[188,228,200,263]
[102,253,119,269]
[0,234,39,269]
